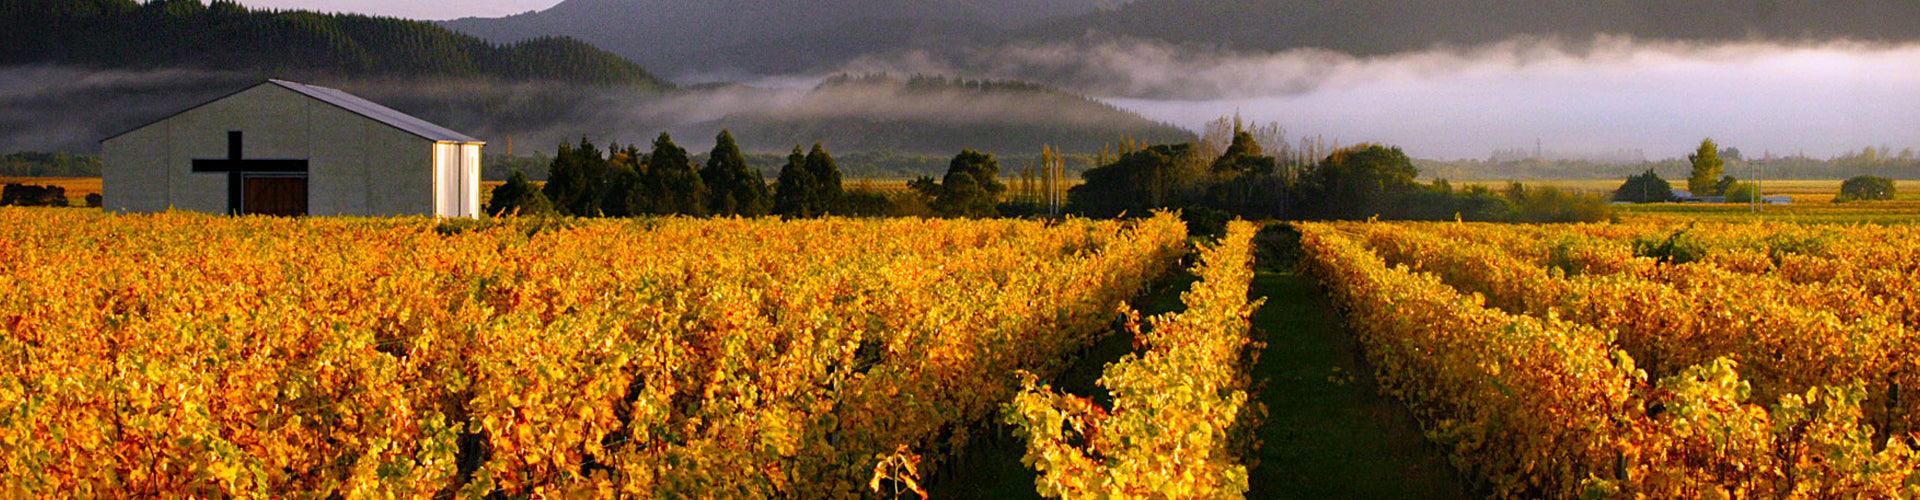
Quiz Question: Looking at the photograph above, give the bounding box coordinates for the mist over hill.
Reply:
[2,65,1188,159]
[713,74,1193,155]
[2,0,1191,159]
[442,0,1920,83]
[1032,0,1920,56]
[439,0,1124,78]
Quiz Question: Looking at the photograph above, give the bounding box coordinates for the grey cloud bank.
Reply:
[833,36,1920,160]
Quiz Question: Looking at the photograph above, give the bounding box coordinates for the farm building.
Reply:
[101,79,483,217]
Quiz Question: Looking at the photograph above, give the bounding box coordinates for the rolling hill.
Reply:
[439,0,1120,78]
[443,0,1920,82]
[0,0,672,88]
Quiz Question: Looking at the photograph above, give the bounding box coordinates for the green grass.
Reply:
[1243,270,1467,499]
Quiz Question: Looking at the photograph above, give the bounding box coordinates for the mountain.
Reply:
[1029,0,1920,56]
[0,0,1185,158]
[0,0,672,88]
[439,0,1118,79]
[444,0,1920,83]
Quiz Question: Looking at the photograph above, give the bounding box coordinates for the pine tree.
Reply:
[773,146,816,217]
[601,144,646,217]
[641,132,706,216]
[804,142,844,215]
[542,137,607,216]
[1688,139,1725,196]
[700,129,771,217]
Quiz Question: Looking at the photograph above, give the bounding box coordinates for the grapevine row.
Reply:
[1006,220,1265,499]
[1300,222,1919,498]
[0,208,1186,498]
[1344,221,1920,425]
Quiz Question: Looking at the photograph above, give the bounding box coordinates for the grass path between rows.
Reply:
[928,248,1469,498]
[1246,269,1467,499]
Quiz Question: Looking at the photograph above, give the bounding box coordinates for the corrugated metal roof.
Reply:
[269,80,483,144]
[102,79,485,144]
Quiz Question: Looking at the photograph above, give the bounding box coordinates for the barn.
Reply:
[101,79,483,218]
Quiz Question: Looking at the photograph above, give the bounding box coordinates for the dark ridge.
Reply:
[0,0,673,89]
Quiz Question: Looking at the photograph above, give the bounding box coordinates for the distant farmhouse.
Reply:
[101,80,483,217]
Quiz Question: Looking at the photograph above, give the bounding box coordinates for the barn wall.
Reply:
[308,103,433,217]
[307,98,370,216]
[103,81,475,217]
[101,123,169,213]
[164,84,312,214]
[367,135,434,216]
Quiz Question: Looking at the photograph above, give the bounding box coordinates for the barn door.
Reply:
[243,175,308,216]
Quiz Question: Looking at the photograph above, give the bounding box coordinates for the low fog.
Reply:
[6,35,1918,162]
[0,66,1181,157]
[831,35,1920,160]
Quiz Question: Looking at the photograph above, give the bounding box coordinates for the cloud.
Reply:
[10,35,1919,163]
[0,66,256,154]
[827,35,1920,159]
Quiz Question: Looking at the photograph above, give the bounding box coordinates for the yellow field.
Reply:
[0,208,1188,497]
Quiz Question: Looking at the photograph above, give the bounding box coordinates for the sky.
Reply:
[235,0,557,20]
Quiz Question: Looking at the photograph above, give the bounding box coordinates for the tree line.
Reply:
[491,118,1619,230]
[1065,118,1617,232]
[1421,145,1920,181]
[0,151,101,177]
[1614,138,1901,204]
[489,131,1038,220]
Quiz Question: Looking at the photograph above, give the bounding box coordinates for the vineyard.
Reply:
[1299,220,1920,498]
[0,208,1194,498]
[1009,221,1265,498]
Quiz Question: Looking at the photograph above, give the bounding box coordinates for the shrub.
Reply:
[0,183,69,207]
[1835,175,1895,202]
[1613,169,1676,203]
[1724,182,1762,203]
[1633,225,1708,265]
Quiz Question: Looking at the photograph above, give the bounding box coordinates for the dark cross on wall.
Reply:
[191,131,308,215]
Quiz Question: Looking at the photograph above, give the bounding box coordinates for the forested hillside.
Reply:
[1032,0,1920,55]
[440,0,1113,77]
[0,0,671,88]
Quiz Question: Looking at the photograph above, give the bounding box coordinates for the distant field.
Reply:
[1616,199,1920,224]
[1457,178,1905,197]
[1454,178,1920,224]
